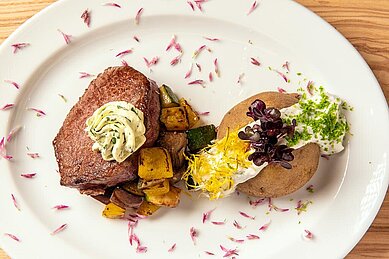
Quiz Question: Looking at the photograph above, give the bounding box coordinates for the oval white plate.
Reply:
[0,0,388,258]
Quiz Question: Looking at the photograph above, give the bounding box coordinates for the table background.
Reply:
[0,0,388,258]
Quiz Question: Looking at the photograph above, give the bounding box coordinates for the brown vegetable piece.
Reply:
[157,131,187,170]
[218,92,320,197]
[110,187,143,209]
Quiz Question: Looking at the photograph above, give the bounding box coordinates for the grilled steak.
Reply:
[53,66,161,195]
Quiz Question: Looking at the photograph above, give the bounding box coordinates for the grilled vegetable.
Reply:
[145,186,181,208]
[102,203,125,219]
[160,107,189,131]
[121,181,144,196]
[157,131,187,170]
[187,124,217,152]
[138,147,173,180]
[143,179,170,196]
[160,85,180,108]
[179,98,199,128]
[138,178,166,190]
[137,201,161,216]
[110,187,143,209]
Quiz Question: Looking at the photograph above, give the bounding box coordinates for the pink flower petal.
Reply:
[174,43,183,53]
[20,173,36,179]
[133,35,140,42]
[7,126,21,143]
[211,220,225,225]
[249,198,266,207]
[202,208,215,223]
[136,246,147,253]
[166,35,177,51]
[11,194,20,211]
[204,37,220,41]
[57,30,72,44]
[4,80,20,89]
[0,137,12,160]
[196,63,202,72]
[135,8,144,25]
[295,200,313,215]
[188,80,205,86]
[170,55,182,66]
[276,70,289,82]
[51,224,67,235]
[81,9,91,27]
[168,243,176,252]
[194,0,207,12]
[246,234,260,240]
[116,49,133,58]
[220,245,239,258]
[27,108,46,117]
[52,205,70,210]
[4,233,20,242]
[187,1,195,11]
[247,1,258,15]
[259,220,271,231]
[304,229,314,239]
[228,236,244,243]
[197,111,210,116]
[79,72,94,78]
[209,72,213,82]
[214,58,220,77]
[121,60,129,67]
[143,56,160,68]
[11,43,30,54]
[306,184,314,193]
[193,45,207,58]
[190,227,198,245]
[0,104,14,111]
[282,61,290,71]
[185,63,193,79]
[103,2,121,8]
[204,251,215,255]
[277,87,287,93]
[239,211,255,220]
[233,220,245,230]
[250,57,260,66]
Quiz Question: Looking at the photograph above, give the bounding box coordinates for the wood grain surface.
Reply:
[0,0,388,258]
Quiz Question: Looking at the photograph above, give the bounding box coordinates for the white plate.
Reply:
[0,0,388,258]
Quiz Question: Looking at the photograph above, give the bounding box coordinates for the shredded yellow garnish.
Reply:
[183,130,252,200]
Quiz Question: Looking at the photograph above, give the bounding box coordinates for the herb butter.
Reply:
[85,101,146,163]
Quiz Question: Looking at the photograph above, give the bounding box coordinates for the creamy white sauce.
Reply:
[85,101,146,163]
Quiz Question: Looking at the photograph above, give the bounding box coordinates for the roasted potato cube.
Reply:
[145,186,181,208]
[160,107,189,131]
[138,147,173,180]
[143,179,170,196]
[137,201,161,216]
[179,98,199,128]
[121,181,144,196]
[102,203,125,219]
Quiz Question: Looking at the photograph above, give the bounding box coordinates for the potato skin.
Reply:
[217,92,320,197]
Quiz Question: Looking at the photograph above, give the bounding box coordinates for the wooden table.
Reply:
[0,0,388,258]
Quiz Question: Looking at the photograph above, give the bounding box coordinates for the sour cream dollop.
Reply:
[85,101,146,163]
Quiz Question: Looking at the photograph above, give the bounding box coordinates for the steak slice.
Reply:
[53,66,161,195]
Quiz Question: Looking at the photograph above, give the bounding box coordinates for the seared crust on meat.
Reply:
[53,66,160,195]
[217,92,320,197]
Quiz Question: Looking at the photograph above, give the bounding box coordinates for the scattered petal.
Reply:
[185,63,193,79]
[58,94,67,103]
[187,1,195,11]
[11,43,30,54]
[233,220,245,230]
[268,198,289,212]
[166,35,177,51]
[321,154,330,160]
[4,80,20,89]
[116,49,133,58]
[135,8,144,25]
[275,70,289,82]
[81,9,91,27]
[295,200,313,215]
[228,236,244,243]
[133,35,140,42]
[239,211,255,220]
[197,111,210,116]
[79,72,94,78]
[121,60,129,67]
[57,30,72,44]
[196,63,202,72]
[214,58,220,77]
[188,80,205,86]
[51,224,67,235]
[277,87,286,93]
[52,205,70,210]
[304,229,314,239]
[4,233,20,242]
[174,43,183,53]
[190,227,198,245]
[204,251,215,255]
[7,126,21,142]
[194,0,207,12]
[282,61,290,71]
[20,173,36,179]
[259,220,271,231]
[209,72,213,82]
[306,184,314,193]
[103,2,121,8]
[204,37,220,41]
[0,104,14,111]
[250,57,260,66]
[211,220,225,225]
[136,246,148,253]
[220,245,239,258]
[168,243,176,252]
[170,55,182,66]
[143,56,160,68]
[249,198,266,207]
[202,208,215,223]
[0,137,12,160]
[27,153,39,158]
[247,1,258,15]
[11,194,20,211]
[193,45,206,58]
[27,108,46,117]
[246,234,260,240]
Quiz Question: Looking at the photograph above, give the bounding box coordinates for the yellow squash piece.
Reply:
[137,201,161,216]
[138,147,174,180]
[143,179,170,196]
[179,98,199,128]
[160,107,189,131]
[102,203,125,219]
[145,186,181,208]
